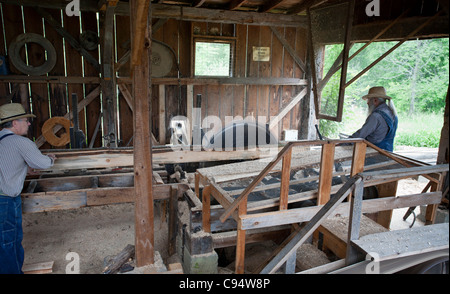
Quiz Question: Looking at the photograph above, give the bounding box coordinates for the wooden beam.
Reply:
[131,0,154,267]
[131,0,151,67]
[229,0,246,10]
[101,2,118,147]
[202,185,212,233]
[270,26,307,72]
[260,0,285,13]
[159,84,166,145]
[335,0,355,122]
[287,0,328,15]
[239,190,443,231]
[0,75,100,84]
[151,3,306,27]
[118,77,307,86]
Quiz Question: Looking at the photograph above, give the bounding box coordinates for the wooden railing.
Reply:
[197,139,448,273]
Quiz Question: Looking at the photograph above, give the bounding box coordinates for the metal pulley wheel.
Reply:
[42,117,72,147]
[8,33,57,76]
[151,41,173,78]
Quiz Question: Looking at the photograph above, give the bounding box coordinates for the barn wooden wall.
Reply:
[0,3,309,149]
[0,3,102,149]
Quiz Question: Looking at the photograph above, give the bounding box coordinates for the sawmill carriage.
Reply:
[0,0,448,274]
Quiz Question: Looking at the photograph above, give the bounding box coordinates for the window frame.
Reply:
[193,37,236,78]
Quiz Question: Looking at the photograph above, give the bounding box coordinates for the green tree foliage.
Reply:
[346,38,449,114]
[318,38,448,148]
[195,42,231,76]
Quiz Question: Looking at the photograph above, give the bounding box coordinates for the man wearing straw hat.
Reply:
[0,103,56,274]
[350,86,398,152]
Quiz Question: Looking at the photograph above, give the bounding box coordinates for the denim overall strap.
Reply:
[373,109,398,152]
[0,133,14,142]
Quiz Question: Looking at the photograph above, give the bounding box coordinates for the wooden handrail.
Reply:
[219,138,366,223]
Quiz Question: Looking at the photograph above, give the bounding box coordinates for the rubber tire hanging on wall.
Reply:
[8,33,57,76]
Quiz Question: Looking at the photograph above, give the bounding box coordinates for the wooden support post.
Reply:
[348,141,367,201]
[426,173,444,224]
[279,148,292,210]
[168,186,177,255]
[351,142,367,176]
[159,84,166,145]
[202,185,211,233]
[284,252,297,274]
[131,0,153,267]
[236,201,248,274]
[101,3,118,147]
[345,178,364,265]
[376,181,398,229]
[195,172,200,198]
[317,143,335,205]
[186,85,193,145]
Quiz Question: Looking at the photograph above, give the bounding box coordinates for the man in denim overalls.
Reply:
[350,86,398,152]
[0,103,56,274]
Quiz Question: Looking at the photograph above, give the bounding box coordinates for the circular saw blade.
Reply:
[151,42,173,78]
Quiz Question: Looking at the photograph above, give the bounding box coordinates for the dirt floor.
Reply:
[22,201,170,274]
[20,175,435,274]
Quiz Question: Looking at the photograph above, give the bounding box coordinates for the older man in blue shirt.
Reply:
[350,86,398,152]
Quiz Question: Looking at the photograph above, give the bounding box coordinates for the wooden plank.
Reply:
[47,147,280,170]
[361,164,449,182]
[317,142,335,205]
[239,191,442,230]
[352,223,449,261]
[22,191,87,213]
[102,244,135,274]
[23,261,54,274]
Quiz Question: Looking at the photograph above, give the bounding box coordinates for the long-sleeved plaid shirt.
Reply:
[0,129,54,197]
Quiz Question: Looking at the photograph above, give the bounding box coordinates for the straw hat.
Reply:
[362,86,392,100]
[0,103,36,124]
